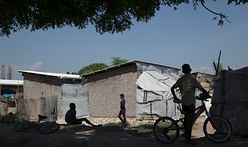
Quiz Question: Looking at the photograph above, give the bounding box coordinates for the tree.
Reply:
[111,57,128,66]
[77,57,128,76]
[1,0,246,36]
[78,63,109,75]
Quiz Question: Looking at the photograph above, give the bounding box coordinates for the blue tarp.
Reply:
[2,93,14,100]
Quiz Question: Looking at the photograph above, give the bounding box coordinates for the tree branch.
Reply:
[200,0,231,25]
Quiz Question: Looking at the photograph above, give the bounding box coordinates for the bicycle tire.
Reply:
[153,117,180,143]
[203,116,232,143]
[39,122,60,134]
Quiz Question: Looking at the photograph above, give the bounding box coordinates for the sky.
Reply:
[0,1,248,80]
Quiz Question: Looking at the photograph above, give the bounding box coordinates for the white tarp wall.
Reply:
[60,84,89,118]
[136,71,181,119]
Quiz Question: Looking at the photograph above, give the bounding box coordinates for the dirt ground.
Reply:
[0,118,248,147]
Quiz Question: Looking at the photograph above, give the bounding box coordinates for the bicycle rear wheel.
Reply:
[203,116,232,143]
[153,117,180,143]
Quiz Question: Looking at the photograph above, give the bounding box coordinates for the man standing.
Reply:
[171,64,207,144]
[118,94,126,126]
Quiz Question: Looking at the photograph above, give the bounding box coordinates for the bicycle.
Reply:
[13,114,60,134]
[153,92,232,143]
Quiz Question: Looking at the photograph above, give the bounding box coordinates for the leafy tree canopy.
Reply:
[78,63,109,75]
[1,0,247,36]
[78,57,128,75]
[111,57,128,66]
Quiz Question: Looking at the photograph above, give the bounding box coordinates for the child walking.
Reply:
[118,94,126,126]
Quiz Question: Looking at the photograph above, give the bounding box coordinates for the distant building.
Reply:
[0,79,23,97]
[0,79,23,115]
[1,65,12,80]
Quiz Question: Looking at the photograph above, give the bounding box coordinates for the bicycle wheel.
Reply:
[153,117,180,143]
[203,116,232,143]
[39,122,60,134]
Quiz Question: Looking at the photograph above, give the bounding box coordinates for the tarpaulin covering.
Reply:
[61,84,89,118]
[136,71,181,119]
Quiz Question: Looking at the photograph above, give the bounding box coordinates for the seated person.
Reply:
[65,103,101,127]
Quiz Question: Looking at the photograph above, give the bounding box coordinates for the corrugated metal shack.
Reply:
[18,70,88,121]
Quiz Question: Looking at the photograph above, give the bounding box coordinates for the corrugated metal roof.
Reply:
[0,79,24,85]
[18,70,81,79]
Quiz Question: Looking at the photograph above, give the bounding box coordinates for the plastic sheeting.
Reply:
[136,71,181,119]
[60,84,89,119]
[136,71,170,92]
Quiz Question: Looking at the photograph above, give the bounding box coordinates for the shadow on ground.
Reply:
[0,123,248,147]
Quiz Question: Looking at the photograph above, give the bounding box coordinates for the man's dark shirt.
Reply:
[65,109,77,124]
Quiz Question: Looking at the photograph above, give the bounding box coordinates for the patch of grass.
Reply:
[126,124,154,137]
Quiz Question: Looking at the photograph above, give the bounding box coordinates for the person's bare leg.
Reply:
[82,118,101,127]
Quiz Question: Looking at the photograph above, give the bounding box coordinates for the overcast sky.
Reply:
[0,1,247,79]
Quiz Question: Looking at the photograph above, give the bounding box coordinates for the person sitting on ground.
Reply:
[65,103,101,127]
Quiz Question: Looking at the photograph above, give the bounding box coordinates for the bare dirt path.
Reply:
[1,122,248,147]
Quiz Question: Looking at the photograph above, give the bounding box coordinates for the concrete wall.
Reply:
[88,72,138,117]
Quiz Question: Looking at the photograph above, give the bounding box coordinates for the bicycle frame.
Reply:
[193,100,210,123]
[177,99,211,126]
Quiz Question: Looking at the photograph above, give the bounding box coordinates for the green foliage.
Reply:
[77,57,128,76]
[78,63,109,75]
[1,0,247,36]
[0,0,161,36]
[111,57,128,66]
